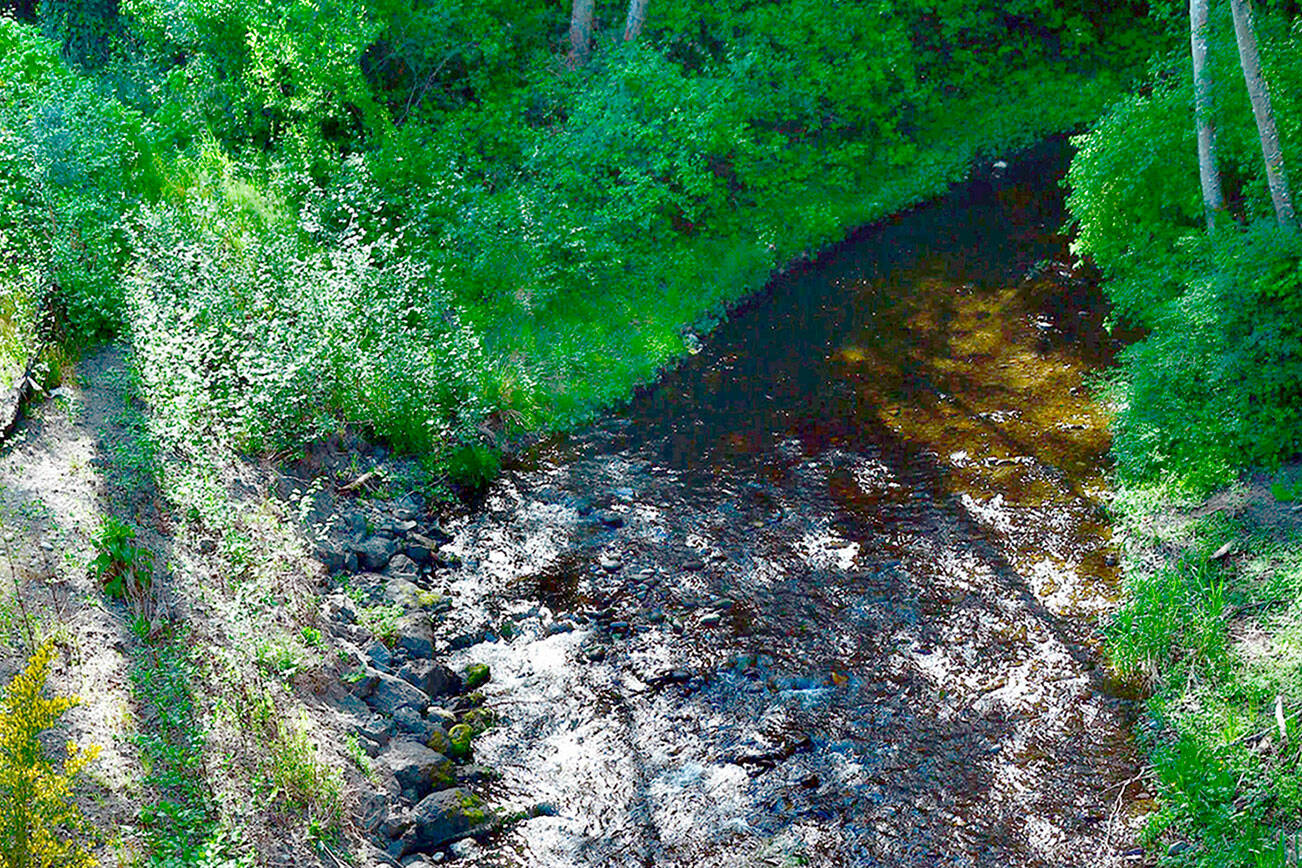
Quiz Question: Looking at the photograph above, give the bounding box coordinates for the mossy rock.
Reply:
[448,723,474,761]
[461,706,497,736]
[426,727,450,754]
[463,663,490,690]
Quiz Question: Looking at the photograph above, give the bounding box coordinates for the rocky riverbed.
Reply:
[302,141,1150,866]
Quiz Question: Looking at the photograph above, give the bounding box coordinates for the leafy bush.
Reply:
[1069,8,1302,489]
[0,640,100,868]
[0,17,143,344]
[125,155,488,458]
[1107,225,1302,488]
[89,516,154,603]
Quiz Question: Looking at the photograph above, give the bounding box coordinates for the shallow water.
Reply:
[435,140,1146,867]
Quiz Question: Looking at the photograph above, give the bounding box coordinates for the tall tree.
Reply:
[1190,0,1226,231]
[623,0,648,41]
[1229,0,1297,229]
[568,0,594,67]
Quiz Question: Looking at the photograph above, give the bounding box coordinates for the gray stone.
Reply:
[346,667,381,699]
[314,539,347,572]
[393,707,442,743]
[433,549,462,569]
[357,789,392,832]
[427,706,457,727]
[363,640,394,672]
[448,629,484,650]
[455,764,500,785]
[398,659,463,698]
[379,740,455,800]
[393,493,424,521]
[396,629,434,660]
[402,788,495,855]
[375,516,418,536]
[384,576,423,608]
[421,524,453,545]
[394,613,435,659]
[343,510,368,540]
[406,542,435,566]
[365,671,430,715]
[595,510,625,529]
[353,535,401,571]
[355,713,392,746]
[387,553,421,580]
[323,594,356,625]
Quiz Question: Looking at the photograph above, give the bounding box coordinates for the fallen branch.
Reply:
[339,470,379,493]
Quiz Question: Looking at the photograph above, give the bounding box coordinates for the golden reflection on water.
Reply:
[830,244,1121,611]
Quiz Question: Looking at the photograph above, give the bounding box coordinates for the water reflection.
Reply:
[437,140,1144,867]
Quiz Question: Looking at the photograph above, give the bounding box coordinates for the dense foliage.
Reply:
[1068,3,1302,489]
[0,0,1146,480]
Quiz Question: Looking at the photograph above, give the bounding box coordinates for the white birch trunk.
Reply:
[1191,0,1226,231]
[1230,0,1297,229]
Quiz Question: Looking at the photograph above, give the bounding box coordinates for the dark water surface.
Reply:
[437,141,1146,867]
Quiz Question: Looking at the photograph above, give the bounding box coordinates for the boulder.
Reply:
[384,576,423,608]
[379,739,455,800]
[363,640,394,672]
[313,538,347,572]
[393,707,444,745]
[401,788,495,854]
[405,541,435,566]
[354,713,392,746]
[356,789,392,833]
[365,671,430,715]
[398,659,463,699]
[387,554,421,581]
[353,535,401,571]
[595,510,625,529]
[392,492,423,521]
[394,615,435,659]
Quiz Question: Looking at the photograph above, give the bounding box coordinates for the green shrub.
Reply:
[1105,223,1302,489]
[0,17,143,344]
[1069,7,1302,490]
[125,156,489,458]
[89,516,154,603]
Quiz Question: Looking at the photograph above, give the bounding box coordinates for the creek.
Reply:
[434,140,1145,867]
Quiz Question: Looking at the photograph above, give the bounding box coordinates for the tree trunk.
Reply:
[1230,0,1298,229]
[623,0,649,41]
[1191,0,1226,231]
[568,0,595,68]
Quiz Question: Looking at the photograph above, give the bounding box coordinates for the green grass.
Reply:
[1108,488,1302,866]
[129,636,241,867]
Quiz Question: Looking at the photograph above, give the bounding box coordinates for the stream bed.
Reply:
[432,141,1147,867]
